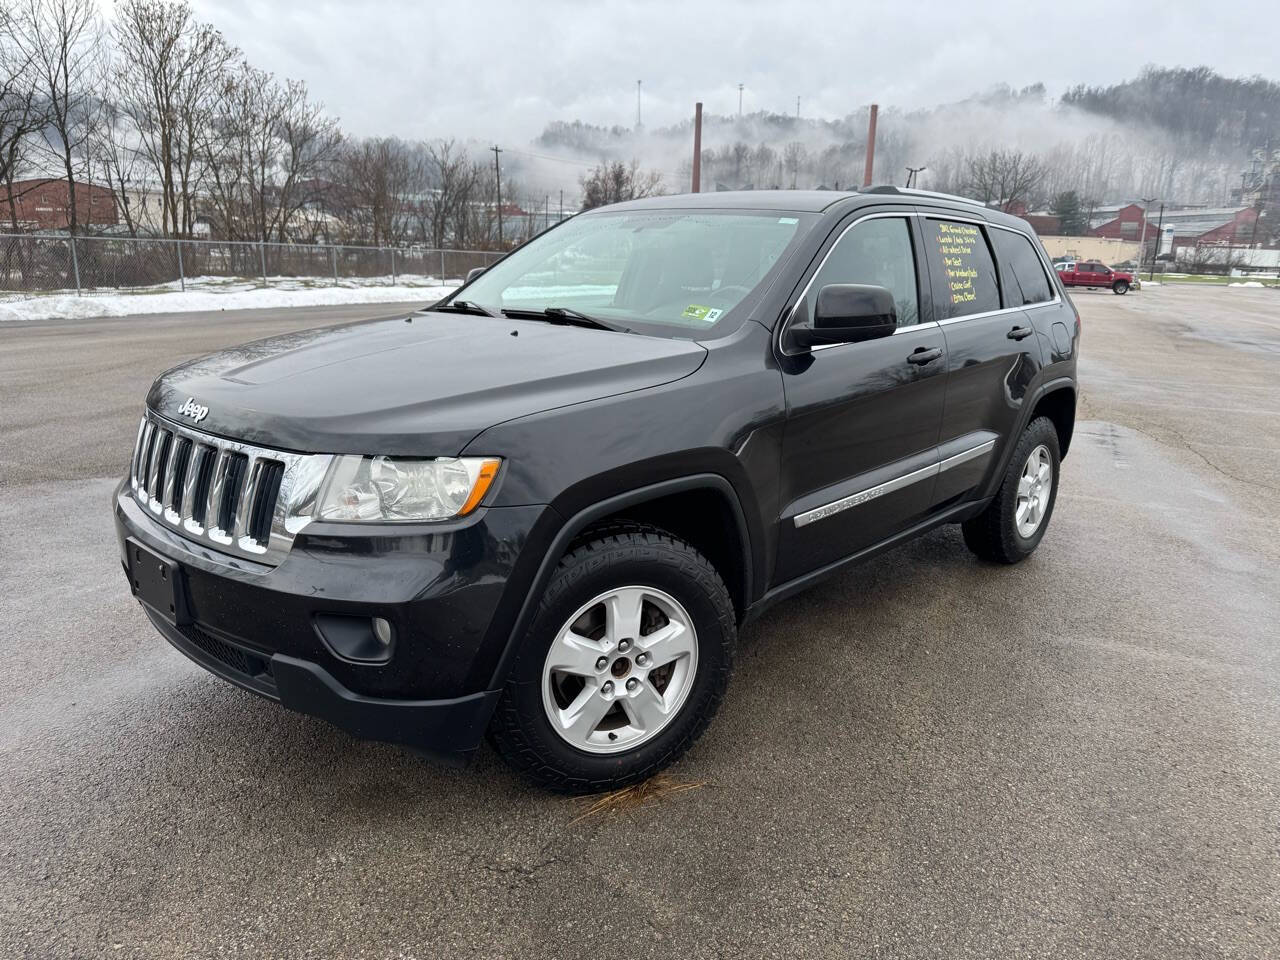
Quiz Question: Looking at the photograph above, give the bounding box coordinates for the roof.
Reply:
[599,187,1026,228]
[1161,206,1248,220]
[604,190,853,213]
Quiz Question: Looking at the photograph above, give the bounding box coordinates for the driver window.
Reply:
[807,217,920,327]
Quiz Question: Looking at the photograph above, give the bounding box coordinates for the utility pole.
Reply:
[905,165,926,189]
[738,83,744,118]
[491,145,504,247]
[862,104,879,187]
[1137,196,1156,279]
[795,96,800,119]
[1149,203,1164,281]
[636,80,642,129]
[559,189,563,220]
[692,102,703,193]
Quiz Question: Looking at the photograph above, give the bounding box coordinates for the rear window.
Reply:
[992,229,1054,306]
[923,219,1000,319]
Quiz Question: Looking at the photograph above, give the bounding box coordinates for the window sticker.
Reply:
[778,217,799,224]
[682,305,723,322]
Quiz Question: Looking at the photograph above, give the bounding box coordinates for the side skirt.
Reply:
[743,498,989,624]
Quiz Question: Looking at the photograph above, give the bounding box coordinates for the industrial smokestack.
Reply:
[862,103,879,188]
[692,102,703,193]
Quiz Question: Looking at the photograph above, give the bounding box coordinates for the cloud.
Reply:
[190,0,1280,142]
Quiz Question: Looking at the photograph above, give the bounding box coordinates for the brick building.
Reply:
[1090,203,1262,252]
[0,178,119,231]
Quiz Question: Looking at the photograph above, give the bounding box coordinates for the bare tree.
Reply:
[418,138,476,248]
[87,53,147,235]
[782,141,807,189]
[579,159,661,210]
[964,149,1047,210]
[271,80,341,242]
[204,62,341,243]
[15,0,101,234]
[0,3,45,231]
[113,0,236,238]
[331,137,422,245]
[1177,242,1248,275]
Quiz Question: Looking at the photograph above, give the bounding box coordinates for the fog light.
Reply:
[314,613,395,663]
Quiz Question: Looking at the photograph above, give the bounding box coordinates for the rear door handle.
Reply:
[1007,326,1034,341]
[907,347,943,365]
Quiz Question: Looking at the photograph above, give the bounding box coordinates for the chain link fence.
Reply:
[0,234,505,301]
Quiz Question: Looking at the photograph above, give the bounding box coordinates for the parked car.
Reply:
[1056,259,1136,294]
[115,186,1079,792]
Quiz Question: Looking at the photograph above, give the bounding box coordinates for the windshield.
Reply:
[448,209,816,335]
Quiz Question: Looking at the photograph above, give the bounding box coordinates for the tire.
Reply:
[1113,280,1129,294]
[962,417,1061,564]
[488,522,736,793]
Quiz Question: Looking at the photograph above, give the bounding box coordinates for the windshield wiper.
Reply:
[501,306,627,333]
[434,299,494,317]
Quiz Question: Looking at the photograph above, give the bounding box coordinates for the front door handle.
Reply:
[907,347,943,365]
[1007,325,1034,341]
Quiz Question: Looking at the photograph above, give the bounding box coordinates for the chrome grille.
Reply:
[129,412,332,566]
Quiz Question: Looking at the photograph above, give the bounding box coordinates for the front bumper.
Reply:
[114,480,551,759]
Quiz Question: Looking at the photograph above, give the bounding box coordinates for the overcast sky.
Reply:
[188,0,1279,143]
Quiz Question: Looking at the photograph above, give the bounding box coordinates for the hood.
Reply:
[147,311,707,455]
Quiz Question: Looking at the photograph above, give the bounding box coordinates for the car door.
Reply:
[773,210,947,584]
[921,216,1045,507]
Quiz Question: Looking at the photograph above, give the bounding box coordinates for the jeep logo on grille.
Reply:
[177,397,209,423]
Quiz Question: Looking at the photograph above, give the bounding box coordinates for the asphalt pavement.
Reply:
[1,285,1278,958]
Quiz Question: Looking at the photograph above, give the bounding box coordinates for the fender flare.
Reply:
[484,473,753,691]
[981,376,1076,500]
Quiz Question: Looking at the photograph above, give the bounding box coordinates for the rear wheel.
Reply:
[962,417,1061,564]
[1112,280,1129,294]
[488,522,736,793]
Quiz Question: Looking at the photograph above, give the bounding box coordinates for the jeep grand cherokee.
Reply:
[115,187,1079,792]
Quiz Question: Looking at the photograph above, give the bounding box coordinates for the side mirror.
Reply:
[465,266,486,284]
[789,284,897,349]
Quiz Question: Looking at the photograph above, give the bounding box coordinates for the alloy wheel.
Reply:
[541,586,698,755]
[1015,444,1053,538]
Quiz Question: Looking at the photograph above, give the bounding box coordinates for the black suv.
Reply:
[115,187,1078,792]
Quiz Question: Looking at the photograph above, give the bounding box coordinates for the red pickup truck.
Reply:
[1054,260,1135,295]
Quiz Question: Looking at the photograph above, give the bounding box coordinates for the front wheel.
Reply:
[962,417,1061,564]
[1113,280,1129,294]
[488,523,736,793]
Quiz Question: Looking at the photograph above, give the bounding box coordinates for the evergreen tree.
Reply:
[1051,190,1087,236]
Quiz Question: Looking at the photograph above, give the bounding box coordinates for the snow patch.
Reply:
[0,274,459,322]
[1228,281,1265,288]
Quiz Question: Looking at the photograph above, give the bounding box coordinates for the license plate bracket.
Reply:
[126,538,190,626]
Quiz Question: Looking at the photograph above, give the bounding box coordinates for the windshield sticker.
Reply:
[681,305,723,323]
[778,217,799,224]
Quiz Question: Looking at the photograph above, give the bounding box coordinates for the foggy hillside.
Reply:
[515,67,1279,211]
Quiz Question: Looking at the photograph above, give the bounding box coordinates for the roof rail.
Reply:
[861,185,988,207]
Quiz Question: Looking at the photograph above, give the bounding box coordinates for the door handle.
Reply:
[1007,326,1034,341]
[907,347,942,365]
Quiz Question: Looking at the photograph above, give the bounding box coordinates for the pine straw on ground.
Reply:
[570,775,707,824]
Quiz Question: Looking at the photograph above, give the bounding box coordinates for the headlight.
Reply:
[316,456,501,522]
